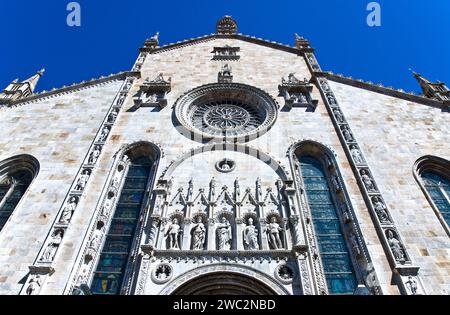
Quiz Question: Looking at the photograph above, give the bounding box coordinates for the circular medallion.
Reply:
[151,263,174,284]
[274,264,294,285]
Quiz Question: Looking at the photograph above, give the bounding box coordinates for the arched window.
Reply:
[90,156,155,295]
[415,156,450,236]
[0,155,39,232]
[299,155,357,294]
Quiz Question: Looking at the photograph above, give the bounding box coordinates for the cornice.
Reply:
[1,71,140,109]
[322,72,444,110]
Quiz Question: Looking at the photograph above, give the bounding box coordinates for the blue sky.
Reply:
[1,0,449,93]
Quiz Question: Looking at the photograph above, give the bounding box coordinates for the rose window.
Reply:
[174,83,278,142]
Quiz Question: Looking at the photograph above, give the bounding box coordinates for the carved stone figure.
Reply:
[165,218,182,250]
[108,108,118,123]
[88,233,100,249]
[387,230,405,261]
[59,196,77,224]
[333,109,344,123]
[405,276,418,295]
[216,217,232,250]
[360,170,376,192]
[101,195,115,217]
[266,217,284,249]
[326,93,337,105]
[98,126,110,142]
[341,125,354,142]
[350,145,364,164]
[372,197,390,223]
[88,146,101,165]
[123,80,132,91]
[74,170,90,191]
[243,218,259,250]
[331,175,341,192]
[349,234,361,256]
[191,216,206,250]
[117,94,126,106]
[26,275,41,295]
[40,230,63,262]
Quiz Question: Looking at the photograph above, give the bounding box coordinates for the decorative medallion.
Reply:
[215,158,236,173]
[274,264,294,285]
[151,263,173,284]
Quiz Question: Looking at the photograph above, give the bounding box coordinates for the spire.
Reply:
[23,68,45,93]
[295,33,312,51]
[143,32,159,50]
[411,69,450,106]
[0,69,45,105]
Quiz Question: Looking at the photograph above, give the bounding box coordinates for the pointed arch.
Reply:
[0,154,39,232]
[88,142,161,295]
[288,140,378,295]
[414,155,450,236]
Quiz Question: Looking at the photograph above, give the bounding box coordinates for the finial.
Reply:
[38,68,46,76]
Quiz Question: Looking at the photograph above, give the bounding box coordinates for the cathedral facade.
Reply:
[0,16,449,295]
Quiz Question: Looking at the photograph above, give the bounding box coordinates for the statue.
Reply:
[333,109,344,123]
[327,93,337,105]
[108,108,118,123]
[165,218,182,249]
[74,170,90,191]
[40,230,63,262]
[101,195,115,217]
[117,94,126,106]
[341,126,354,142]
[360,170,376,192]
[26,275,41,295]
[405,276,418,295]
[243,218,259,250]
[331,175,341,192]
[221,64,232,76]
[88,146,101,165]
[216,217,232,250]
[350,145,364,164]
[88,233,100,249]
[349,234,361,256]
[387,230,405,261]
[191,216,206,250]
[266,217,284,249]
[98,127,110,142]
[372,197,390,222]
[59,196,77,224]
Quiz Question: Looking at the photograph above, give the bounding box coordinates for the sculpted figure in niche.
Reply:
[405,276,418,295]
[372,197,390,223]
[350,145,364,164]
[191,216,206,250]
[349,234,361,256]
[243,218,259,250]
[216,217,232,250]
[88,146,101,165]
[74,170,90,191]
[101,195,116,217]
[341,125,354,142]
[165,218,182,250]
[98,126,110,142]
[117,94,126,106]
[40,230,63,262]
[266,217,284,249]
[333,109,344,123]
[26,275,41,295]
[108,108,118,123]
[59,196,77,224]
[360,169,376,192]
[387,230,405,262]
[327,93,337,105]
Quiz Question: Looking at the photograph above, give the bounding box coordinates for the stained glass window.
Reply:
[422,171,450,228]
[0,170,33,231]
[299,155,357,294]
[91,156,153,295]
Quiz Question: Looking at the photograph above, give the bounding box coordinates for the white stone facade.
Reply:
[0,18,448,295]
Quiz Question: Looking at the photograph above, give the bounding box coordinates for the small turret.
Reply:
[0,69,45,105]
[412,70,450,109]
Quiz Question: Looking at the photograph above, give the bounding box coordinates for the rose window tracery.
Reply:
[174,83,278,142]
